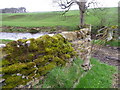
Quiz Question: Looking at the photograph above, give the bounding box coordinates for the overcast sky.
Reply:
[0,0,119,12]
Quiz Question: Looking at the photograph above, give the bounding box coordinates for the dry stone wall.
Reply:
[60,26,92,70]
[1,25,92,88]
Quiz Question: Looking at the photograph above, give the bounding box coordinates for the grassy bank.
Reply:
[34,58,117,88]
[92,40,120,47]
[2,7,118,30]
[0,39,13,44]
[76,58,117,88]
[106,40,120,47]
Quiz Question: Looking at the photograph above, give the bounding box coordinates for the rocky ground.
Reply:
[92,45,119,67]
[92,45,119,88]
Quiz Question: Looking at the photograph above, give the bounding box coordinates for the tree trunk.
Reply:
[80,8,84,27]
[78,2,86,27]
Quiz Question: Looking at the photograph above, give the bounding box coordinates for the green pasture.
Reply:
[1,7,118,29]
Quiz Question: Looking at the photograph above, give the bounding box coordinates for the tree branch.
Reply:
[86,2,94,9]
[59,1,74,9]
[62,5,71,15]
[54,0,74,15]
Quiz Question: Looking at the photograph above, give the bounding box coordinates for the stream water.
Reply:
[0,32,54,47]
[0,32,54,40]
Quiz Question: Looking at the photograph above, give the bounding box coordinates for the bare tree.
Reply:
[53,0,97,27]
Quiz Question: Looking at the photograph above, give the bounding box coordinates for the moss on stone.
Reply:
[20,68,36,75]
[28,73,36,79]
[34,58,45,65]
[34,73,41,78]
[2,34,76,88]
[26,62,36,68]
[3,75,28,88]
[2,74,11,79]
[2,83,17,89]
[2,63,27,74]
[0,67,2,74]
[44,62,56,71]
[5,76,22,84]
[2,59,11,67]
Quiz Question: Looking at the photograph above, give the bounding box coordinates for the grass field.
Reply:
[34,58,117,88]
[1,7,118,30]
[76,58,117,88]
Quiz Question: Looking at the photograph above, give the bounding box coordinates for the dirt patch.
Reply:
[92,45,119,66]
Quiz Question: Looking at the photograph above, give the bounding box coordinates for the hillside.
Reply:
[1,7,118,30]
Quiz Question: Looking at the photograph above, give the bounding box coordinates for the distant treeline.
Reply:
[0,7,26,13]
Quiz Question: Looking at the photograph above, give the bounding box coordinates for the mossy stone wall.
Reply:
[1,34,76,88]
